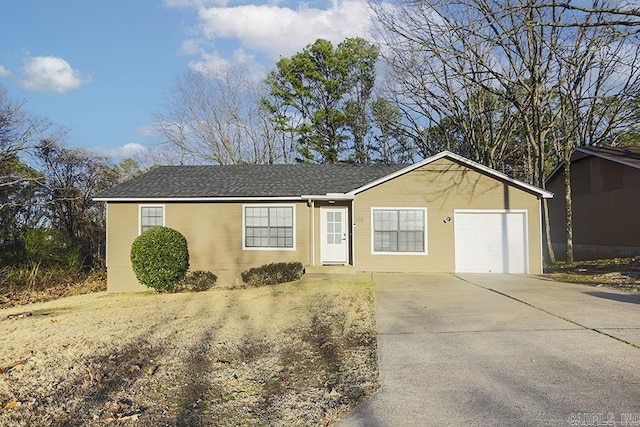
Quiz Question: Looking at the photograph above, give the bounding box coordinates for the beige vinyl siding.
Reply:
[352,158,544,274]
[106,201,311,292]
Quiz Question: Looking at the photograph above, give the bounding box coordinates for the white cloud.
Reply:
[21,56,90,94]
[188,48,268,81]
[196,0,373,59]
[135,123,162,137]
[0,65,9,77]
[89,143,149,159]
[189,51,231,75]
[180,38,204,55]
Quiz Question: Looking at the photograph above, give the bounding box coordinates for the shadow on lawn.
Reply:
[1,283,377,426]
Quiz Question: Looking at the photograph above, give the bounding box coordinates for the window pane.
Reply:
[399,231,424,252]
[246,227,269,247]
[374,210,398,231]
[270,227,291,247]
[246,207,268,227]
[400,210,424,231]
[374,231,398,252]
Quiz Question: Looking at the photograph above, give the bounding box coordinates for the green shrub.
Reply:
[173,270,217,292]
[23,228,80,269]
[241,262,304,287]
[130,227,189,292]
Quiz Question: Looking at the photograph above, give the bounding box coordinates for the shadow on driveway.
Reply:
[583,291,640,305]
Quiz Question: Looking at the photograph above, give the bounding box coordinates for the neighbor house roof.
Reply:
[94,151,553,201]
[575,145,640,170]
[546,145,640,183]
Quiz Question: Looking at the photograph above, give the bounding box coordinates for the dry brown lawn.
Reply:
[545,257,640,292]
[0,277,379,426]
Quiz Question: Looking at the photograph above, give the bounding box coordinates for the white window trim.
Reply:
[242,204,297,251]
[371,207,428,255]
[138,204,165,235]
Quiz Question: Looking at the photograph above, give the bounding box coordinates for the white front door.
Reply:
[321,207,349,264]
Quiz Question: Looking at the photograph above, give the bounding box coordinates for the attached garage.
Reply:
[454,210,528,273]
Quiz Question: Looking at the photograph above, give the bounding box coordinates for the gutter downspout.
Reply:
[310,199,315,266]
[539,197,544,274]
[351,198,355,267]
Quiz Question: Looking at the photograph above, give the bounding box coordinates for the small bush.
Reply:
[173,270,217,292]
[241,262,304,287]
[130,227,189,292]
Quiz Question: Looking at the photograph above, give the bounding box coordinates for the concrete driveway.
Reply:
[337,274,640,427]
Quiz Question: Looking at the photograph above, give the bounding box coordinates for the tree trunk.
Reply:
[564,158,574,263]
[543,198,556,264]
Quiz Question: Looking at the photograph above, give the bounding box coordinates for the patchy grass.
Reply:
[0,277,379,426]
[545,257,640,292]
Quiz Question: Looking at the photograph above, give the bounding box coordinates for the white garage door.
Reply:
[454,210,528,273]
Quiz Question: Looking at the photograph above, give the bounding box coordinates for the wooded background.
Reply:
[2,0,639,275]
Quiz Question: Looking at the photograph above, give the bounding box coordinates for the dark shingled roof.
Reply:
[95,163,408,199]
[577,145,640,169]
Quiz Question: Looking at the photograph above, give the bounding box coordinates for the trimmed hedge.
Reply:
[130,226,189,292]
[173,270,217,292]
[241,262,304,287]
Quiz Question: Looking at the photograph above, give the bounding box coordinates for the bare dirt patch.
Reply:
[0,277,378,426]
[545,257,640,293]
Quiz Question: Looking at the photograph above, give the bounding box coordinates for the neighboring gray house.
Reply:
[547,145,640,260]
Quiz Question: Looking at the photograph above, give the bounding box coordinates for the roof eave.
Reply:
[93,196,308,202]
[576,147,640,171]
[93,194,355,203]
[301,193,354,201]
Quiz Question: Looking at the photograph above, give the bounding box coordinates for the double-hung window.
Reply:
[139,205,164,234]
[244,205,295,249]
[372,208,427,254]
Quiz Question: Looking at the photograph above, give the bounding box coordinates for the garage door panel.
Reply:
[454,211,528,273]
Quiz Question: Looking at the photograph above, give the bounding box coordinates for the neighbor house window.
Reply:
[140,205,164,234]
[244,205,295,249]
[372,208,427,254]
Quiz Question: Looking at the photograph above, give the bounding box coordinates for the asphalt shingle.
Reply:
[95,163,407,199]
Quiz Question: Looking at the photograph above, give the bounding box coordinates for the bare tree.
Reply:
[35,137,121,267]
[549,22,640,262]
[0,86,50,189]
[372,0,640,263]
[0,86,53,264]
[155,67,290,165]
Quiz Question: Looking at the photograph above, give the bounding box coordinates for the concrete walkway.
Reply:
[337,274,640,427]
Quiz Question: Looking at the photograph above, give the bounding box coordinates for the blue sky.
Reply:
[0,0,372,160]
